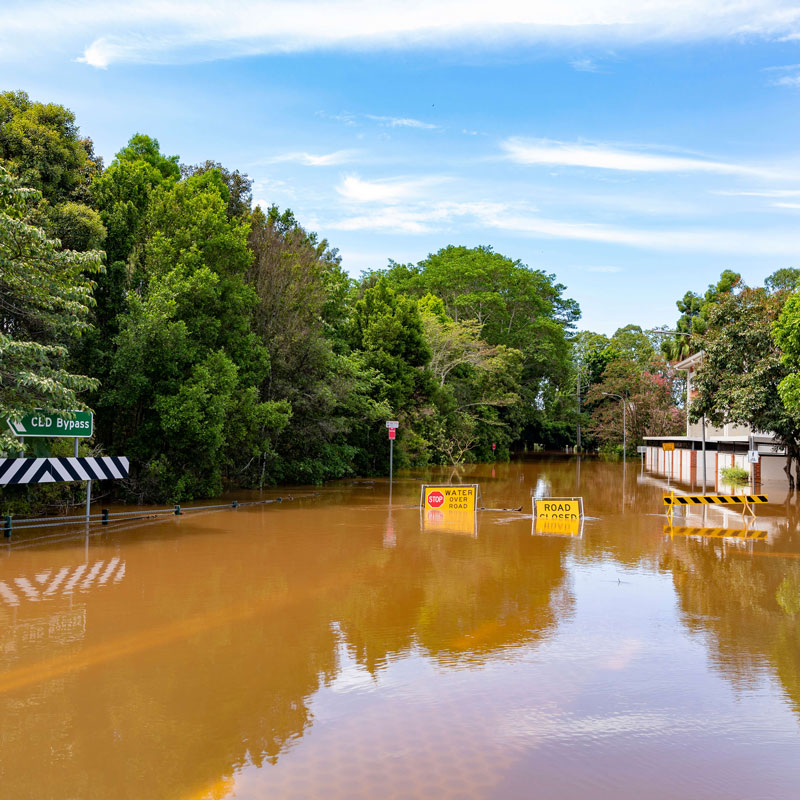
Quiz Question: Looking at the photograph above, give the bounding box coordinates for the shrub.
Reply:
[721,465,750,486]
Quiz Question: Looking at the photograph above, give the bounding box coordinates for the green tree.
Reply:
[694,285,800,488]
[367,245,579,449]
[0,90,101,205]
[662,270,741,360]
[105,169,287,500]
[246,205,383,483]
[0,167,103,455]
[585,352,683,453]
[351,277,432,411]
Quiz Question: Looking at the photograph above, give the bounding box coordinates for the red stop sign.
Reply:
[427,490,445,508]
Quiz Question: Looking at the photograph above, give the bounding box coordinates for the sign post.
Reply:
[6,409,96,522]
[386,421,398,505]
[7,410,93,438]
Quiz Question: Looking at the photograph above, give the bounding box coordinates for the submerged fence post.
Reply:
[232,500,238,509]
[102,508,109,525]
[3,515,11,539]
[174,504,182,515]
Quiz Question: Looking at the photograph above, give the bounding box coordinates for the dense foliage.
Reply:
[1,91,584,504]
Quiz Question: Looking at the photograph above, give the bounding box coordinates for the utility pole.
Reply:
[576,363,582,453]
[386,421,398,504]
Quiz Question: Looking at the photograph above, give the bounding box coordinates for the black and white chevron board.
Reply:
[0,456,129,486]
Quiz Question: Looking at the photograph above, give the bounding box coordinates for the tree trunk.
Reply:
[785,453,795,492]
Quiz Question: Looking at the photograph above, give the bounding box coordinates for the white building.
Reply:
[643,351,787,490]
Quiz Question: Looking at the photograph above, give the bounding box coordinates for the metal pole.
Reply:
[576,365,581,452]
[76,438,92,523]
[389,438,393,505]
[622,399,626,462]
[701,414,707,493]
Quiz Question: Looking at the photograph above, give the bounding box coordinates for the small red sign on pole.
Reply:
[492,442,496,451]
[388,428,396,440]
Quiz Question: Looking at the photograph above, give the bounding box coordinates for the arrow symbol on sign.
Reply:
[7,419,26,436]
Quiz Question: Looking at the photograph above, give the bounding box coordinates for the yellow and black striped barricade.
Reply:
[663,492,768,521]
[663,524,768,540]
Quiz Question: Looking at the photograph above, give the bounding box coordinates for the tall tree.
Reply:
[0,90,101,205]
[104,169,288,500]
[0,167,103,455]
[694,285,800,488]
[662,270,741,361]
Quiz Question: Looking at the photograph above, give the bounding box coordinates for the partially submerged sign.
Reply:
[421,484,479,512]
[533,497,583,520]
[7,410,93,438]
[420,484,480,536]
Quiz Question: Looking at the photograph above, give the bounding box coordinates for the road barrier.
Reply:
[663,492,768,521]
[2,496,295,540]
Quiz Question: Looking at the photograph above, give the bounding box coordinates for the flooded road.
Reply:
[2,457,800,799]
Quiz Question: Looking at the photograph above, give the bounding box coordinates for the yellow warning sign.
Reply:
[533,497,583,520]
[663,493,768,506]
[533,517,583,537]
[421,485,478,512]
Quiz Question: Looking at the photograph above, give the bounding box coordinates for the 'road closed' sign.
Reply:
[533,497,583,520]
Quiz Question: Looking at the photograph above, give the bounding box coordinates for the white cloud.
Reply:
[714,188,800,197]
[765,62,800,86]
[365,115,438,130]
[259,149,359,166]
[336,174,448,204]
[773,73,800,86]
[772,201,800,208]
[3,1,800,67]
[501,138,775,177]
[570,58,601,72]
[483,208,800,254]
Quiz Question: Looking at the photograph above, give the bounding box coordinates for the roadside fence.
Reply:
[2,495,309,541]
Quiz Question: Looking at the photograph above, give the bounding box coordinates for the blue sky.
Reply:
[4,1,800,333]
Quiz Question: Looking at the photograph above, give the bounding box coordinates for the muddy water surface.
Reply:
[2,457,800,799]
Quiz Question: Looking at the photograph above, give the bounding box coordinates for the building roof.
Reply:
[674,351,703,371]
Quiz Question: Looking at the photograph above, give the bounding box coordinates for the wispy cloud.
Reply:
[325,183,800,254]
[483,209,800,254]
[570,58,601,72]
[3,1,800,67]
[714,188,800,197]
[501,138,776,177]
[258,149,359,167]
[336,174,449,204]
[765,62,800,86]
[365,115,438,130]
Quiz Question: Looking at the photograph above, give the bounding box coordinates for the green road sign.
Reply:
[6,410,94,438]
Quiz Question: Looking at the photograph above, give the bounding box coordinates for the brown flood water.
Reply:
[2,456,800,800]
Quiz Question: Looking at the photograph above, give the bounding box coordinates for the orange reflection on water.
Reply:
[1,458,800,799]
